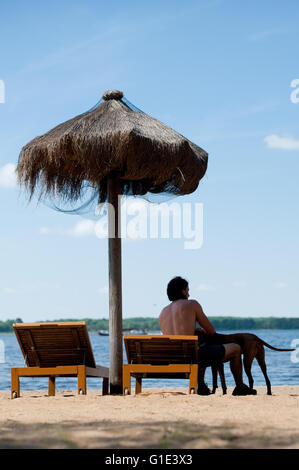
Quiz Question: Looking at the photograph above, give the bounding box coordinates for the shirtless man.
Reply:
[159,276,256,395]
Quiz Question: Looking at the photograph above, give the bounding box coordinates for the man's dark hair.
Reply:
[167,276,189,301]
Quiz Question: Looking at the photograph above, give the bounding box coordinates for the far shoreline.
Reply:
[1,316,299,334]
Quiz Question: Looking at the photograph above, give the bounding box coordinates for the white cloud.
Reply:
[232,281,247,287]
[274,282,287,289]
[197,283,215,292]
[40,227,50,235]
[69,220,95,237]
[40,199,151,239]
[264,134,299,150]
[98,286,108,295]
[3,287,17,294]
[40,220,96,237]
[248,29,286,42]
[0,163,17,188]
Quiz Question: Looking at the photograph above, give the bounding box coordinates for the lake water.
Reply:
[1,329,299,391]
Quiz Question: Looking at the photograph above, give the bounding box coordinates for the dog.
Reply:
[196,330,295,395]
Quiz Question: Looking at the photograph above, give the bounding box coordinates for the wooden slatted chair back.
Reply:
[13,322,96,368]
[124,335,198,365]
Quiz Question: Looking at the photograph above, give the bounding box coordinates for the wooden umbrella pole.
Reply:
[108,176,123,394]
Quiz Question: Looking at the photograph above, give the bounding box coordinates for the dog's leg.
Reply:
[218,362,227,395]
[198,366,205,391]
[243,350,255,390]
[256,347,272,395]
[197,366,211,395]
[211,364,218,394]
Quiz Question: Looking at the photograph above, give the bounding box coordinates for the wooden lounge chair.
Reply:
[123,335,198,395]
[11,321,109,398]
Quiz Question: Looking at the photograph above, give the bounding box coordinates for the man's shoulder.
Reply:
[186,299,201,307]
[177,299,201,314]
[159,304,171,317]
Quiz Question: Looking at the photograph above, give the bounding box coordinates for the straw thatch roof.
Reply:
[17,90,208,203]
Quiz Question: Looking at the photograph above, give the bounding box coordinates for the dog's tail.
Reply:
[258,338,295,352]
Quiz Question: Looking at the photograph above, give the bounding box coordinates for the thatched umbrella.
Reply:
[17,89,208,394]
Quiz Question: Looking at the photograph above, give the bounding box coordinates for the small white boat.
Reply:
[98,328,148,336]
[98,330,109,336]
[122,328,148,335]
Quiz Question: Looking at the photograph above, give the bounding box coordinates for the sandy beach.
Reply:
[0,385,299,449]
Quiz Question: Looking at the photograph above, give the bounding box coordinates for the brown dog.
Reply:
[197,330,295,395]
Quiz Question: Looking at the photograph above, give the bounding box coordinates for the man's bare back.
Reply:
[159,297,215,336]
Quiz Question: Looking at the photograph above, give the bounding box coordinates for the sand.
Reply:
[1,386,299,449]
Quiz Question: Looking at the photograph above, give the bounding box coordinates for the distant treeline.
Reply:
[1,316,299,332]
[0,318,23,332]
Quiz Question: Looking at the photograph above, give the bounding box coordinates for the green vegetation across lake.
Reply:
[1,316,299,333]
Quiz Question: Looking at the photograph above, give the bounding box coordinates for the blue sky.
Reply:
[0,0,299,321]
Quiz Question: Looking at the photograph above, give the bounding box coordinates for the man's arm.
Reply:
[191,300,216,335]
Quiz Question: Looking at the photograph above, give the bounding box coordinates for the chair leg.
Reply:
[77,366,86,395]
[135,376,142,394]
[189,365,198,394]
[11,368,20,399]
[102,377,109,395]
[48,376,56,396]
[123,366,131,395]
